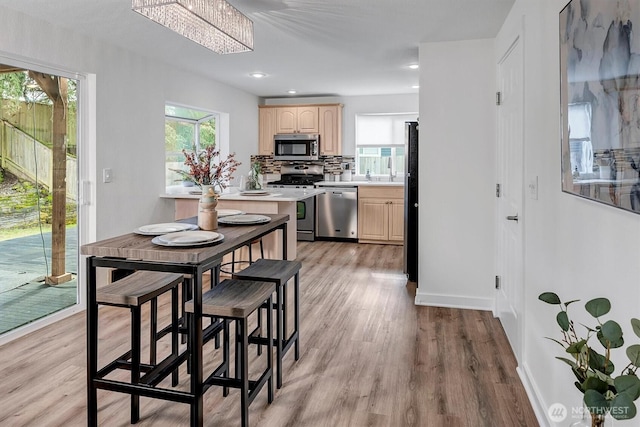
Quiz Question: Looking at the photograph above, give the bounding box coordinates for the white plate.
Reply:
[217,209,245,218]
[152,231,224,247]
[134,222,198,235]
[240,190,270,196]
[218,214,271,225]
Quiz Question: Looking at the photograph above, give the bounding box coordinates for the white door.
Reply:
[496,37,524,363]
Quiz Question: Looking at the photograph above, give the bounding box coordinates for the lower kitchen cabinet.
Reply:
[357,186,404,245]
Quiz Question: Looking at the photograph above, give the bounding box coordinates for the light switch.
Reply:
[528,176,538,200]
[103,168,113,183]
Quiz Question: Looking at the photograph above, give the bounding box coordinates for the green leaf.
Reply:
[610,393,637,420]
[584,389,609,415]
[585,298,610,318]
[597,329,624,350]
[632,318,640,339]
[544,337,566,348]
[572,367,588,383]
[557,356,579,370]
[566,339,587,354]
[614,375,640,401]
[589,348,615,375]
[627,345,640,367]
[600,320,624,349]
[583,376,608,394]
[557,311,570,332]
[539,292,561,304]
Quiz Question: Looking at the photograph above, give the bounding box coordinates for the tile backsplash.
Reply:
[250,155,355,175]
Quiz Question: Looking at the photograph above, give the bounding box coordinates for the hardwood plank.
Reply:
[0,241,539,426]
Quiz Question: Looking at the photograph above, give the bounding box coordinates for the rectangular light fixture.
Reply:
[132,0,253,54]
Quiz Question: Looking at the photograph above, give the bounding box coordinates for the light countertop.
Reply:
[161,186,324,202]
[315,180,404,187]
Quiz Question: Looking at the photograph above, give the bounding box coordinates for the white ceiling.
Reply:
[1,0,514,98]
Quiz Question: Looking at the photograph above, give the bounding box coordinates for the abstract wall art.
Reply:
[560,0,640,214]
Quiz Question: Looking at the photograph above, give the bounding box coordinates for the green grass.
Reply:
[0,224,77,242]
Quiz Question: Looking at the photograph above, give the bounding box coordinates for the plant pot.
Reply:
[200,184,218,201]
[198,185,218,230]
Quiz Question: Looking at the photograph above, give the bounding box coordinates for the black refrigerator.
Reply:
[403,121,419,283]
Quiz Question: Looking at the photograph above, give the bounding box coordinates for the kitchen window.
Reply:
[354,113,417,177]
[165,103,219,187]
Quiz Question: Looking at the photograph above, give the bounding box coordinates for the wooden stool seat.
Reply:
[97,271,183,306]
[186,279,275,318]
[185,279,275,427]
[232,259,301,389]
[96,270,183,424]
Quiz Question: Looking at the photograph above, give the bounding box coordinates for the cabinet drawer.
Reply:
[358,186,403,199]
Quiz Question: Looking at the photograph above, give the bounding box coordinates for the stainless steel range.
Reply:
[267,164,324,241]
[267,164,324,189]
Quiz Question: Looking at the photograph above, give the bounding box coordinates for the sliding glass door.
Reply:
[0,62,80,336]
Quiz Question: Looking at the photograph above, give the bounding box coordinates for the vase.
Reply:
[200,184,217,201]
[198,185,218,231]
[569,410,608,427]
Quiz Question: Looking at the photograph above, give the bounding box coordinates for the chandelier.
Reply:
[132,0,254,55]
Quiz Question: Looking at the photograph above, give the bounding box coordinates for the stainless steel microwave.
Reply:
[273,134,319,161]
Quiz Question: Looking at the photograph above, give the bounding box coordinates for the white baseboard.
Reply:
[518,362,550,427]
[414,291,494,311]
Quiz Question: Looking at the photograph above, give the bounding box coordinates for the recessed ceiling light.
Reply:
[250,72,266,78]
[412,85,420,89]
[408,64,419,70]
[287,90,297,94]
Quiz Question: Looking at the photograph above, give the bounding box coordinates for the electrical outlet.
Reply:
[103,168,113,183]
[528,176,538,200]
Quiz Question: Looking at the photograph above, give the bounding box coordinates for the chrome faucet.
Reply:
[387,158,396,182]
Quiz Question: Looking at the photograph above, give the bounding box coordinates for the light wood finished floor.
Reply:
[0,241,539,427]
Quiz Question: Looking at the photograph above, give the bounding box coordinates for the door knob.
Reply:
[506,214,519,222]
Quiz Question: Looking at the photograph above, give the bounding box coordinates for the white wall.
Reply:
[496,1,640,426]
[415,39,497,310]
[0,7,259,240]
[264,94,418,155]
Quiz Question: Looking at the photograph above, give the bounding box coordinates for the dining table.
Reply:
[81,213,289,427]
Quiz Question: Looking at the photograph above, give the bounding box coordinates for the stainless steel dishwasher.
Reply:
[316,186,358,239]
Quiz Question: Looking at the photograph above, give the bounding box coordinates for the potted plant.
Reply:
[539,292,640,426]
[171,145,241,199]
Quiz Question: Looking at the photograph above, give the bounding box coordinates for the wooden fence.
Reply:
[0,120,77,200]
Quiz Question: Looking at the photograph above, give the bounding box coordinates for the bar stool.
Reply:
[185,279,275,427]
[220,238,264,274]
[96,270,183,424]
[232,258,301,388]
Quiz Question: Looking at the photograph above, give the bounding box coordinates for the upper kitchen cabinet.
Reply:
[259,107,277,155]
[319,105,342,156]
[259,104,343,156]
[276,106,319,134]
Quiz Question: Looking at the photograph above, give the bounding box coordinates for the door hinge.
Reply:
[496,91,502,106]
[495,275,501,290]
[496,183,501,198]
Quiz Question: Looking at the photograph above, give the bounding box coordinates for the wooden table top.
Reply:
[80,214,289,264]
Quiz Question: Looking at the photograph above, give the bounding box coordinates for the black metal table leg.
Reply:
[87,256,98,427]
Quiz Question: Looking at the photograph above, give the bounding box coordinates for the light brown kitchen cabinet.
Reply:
[358,186,404,245]
[319,105,342,155]
[259,107,277,155]
[276,106,319,134]
[259,104,343,155]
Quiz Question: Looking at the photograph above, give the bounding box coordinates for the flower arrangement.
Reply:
[539,292,640,425]
[172,145,241,192]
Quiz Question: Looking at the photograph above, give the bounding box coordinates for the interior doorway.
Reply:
[0,61,81,337]
[495,35,525,363]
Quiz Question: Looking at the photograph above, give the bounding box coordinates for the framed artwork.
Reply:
[560,0,640,214]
